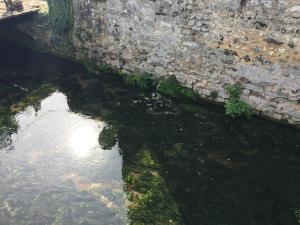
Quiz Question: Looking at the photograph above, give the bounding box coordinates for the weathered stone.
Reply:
[9,0,300,127]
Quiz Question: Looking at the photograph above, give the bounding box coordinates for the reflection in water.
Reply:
[13,92,105,159]
[0,42,300,225]
[68,124,101,158]
[0,92,129,225]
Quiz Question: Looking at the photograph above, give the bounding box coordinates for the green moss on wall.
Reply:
[121,73,197,100]
[124,73,154,90]
[77,58,114,74]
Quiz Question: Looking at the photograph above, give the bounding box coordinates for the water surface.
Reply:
[0,41,300,225]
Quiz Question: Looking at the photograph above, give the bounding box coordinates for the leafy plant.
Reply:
[224,84,252,119]
[156,76,181,97]
[225,85,242,100]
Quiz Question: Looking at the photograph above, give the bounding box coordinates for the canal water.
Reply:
[0,41,299,225]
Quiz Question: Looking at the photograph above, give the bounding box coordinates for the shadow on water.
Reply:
[0,40,300,225]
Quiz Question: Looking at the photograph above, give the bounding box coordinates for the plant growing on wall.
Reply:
[224,84,252,119]
[47,0,74,37]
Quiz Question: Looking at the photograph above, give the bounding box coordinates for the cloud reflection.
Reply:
[68,122,102,158]
[1,91,128,224]
[14,92,105,158]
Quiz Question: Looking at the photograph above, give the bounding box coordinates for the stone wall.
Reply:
[13,0,300,126]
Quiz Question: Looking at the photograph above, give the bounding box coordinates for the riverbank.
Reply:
[0,0,299,127]
[0,40,300,225]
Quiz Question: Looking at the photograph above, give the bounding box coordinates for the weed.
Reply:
[224,84,252,119]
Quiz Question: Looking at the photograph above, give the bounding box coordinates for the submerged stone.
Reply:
[98,125,119,150]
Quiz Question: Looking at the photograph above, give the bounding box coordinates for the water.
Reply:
[0,41,299,225]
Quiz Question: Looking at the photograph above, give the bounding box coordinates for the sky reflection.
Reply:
[0,92,128,225]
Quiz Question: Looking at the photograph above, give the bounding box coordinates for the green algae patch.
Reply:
[0,109,17,149]
[138,150,158,169]
[10,84,57,113]
[78,59,115,74]
[124,73,154,90]
[295,209,300,224]
[156,76,196,100]
[124,149,182,225]
[67,58,198,101]
[156,76,181,97]
[98,64,113,73]
[121,73,197,100]
[0,110,17,132]
[98,125,119,150]
[82,60,100,74]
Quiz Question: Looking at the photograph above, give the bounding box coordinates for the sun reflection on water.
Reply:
[13,91,106,158]
[0,91,128,224]
[68,123,103,158]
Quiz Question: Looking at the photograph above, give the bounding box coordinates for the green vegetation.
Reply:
[124,73,154,90]
[156,76,196,99]
[295,209,300,224]
[10,84,57,113]
[78,59,113,74]
[0,83,56,142]
[155,76,181,97]
[0,109,17,149]
[124,149,182,225]
[122,73,197,100]
[224,84,252,119]
[47,0,74,36]
[225,84,243,100]
[137,150,158,169]
[0,110,17,133]
[98,63,112,73]
[82,60,99,74]
[76,60,197,100]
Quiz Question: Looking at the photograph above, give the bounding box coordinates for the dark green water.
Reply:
[0,41,300,225]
